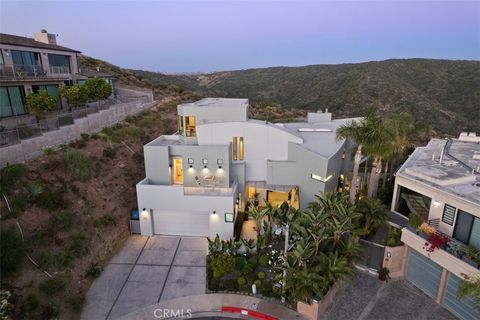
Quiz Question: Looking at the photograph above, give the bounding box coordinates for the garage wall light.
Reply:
[188,158,194,164]
[202,158,208,164]
[212,211,217,215]
[141,208,149,220]
[217,159,223,165]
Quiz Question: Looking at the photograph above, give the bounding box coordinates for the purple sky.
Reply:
[1,1,479,73]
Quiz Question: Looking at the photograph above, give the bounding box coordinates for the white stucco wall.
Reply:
[196,121,303,181]
[136,181,236,239]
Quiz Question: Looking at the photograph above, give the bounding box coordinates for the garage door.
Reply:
[406,249,443,299]
[443,273,480,320]
[153,210,209,236]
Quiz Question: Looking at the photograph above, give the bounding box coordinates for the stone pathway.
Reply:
[81,235,207,320]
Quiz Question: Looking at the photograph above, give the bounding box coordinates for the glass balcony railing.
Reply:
[0,64,71,80]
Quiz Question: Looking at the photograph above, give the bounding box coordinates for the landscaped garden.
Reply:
[206,191,396,306]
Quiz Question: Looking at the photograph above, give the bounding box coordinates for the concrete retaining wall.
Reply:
[0,99,156,166]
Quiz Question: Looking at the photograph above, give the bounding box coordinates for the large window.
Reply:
[48,54,71,73]
[172,158,183,185]
[453,210,480,249]
[0,86,26,117]
[233,136,238,160]
[239,137,244,160]
[185,116,196,137]
[0,50,4,65]
[178,115,184,132]
[233,136,244,161]
[32,84,59,97]
[395,186,431,220]
[11,50,42,66]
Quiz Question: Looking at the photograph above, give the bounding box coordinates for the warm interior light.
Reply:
[141,209,149,220]
[311,173,333,183]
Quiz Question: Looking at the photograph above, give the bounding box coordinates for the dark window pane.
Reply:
[454,211,474,244]
[395,186,431,220]
[8,86,26,116]
[0,87,12,117]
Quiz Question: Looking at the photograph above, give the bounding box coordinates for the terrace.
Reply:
[0,64,74,81]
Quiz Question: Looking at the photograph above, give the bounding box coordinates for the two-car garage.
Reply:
[153,210,210,237]
[406,249,479,320]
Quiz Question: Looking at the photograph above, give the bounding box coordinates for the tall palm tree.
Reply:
[366,112,414,198]
[356,198,390,236]
[336,108,385,204]
[247,205,270,237]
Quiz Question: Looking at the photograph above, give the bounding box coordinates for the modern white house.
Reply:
[136,98,358,239]
[391,132,480,320]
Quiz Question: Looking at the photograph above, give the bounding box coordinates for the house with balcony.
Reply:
[0,30,114,124]
[136,98,357,239]
[391,132,480,320]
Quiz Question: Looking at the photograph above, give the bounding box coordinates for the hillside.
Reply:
[132,59,480,135]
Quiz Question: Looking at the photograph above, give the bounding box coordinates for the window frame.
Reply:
[239,136,244,160]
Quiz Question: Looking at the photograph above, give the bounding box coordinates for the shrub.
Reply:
[0,164,27,194]
[29,183,44,199]
[80,133,90,141]
[235,256,247,270]
[86,264,103,278]
[93,214,117,228]
[209,254,235,276]
[68,232,87,255]
[213,270,223,279]
[49,211,76,232]
[36,189,65,211]
[67,295,85,312]
[64,150,92,181]
[208,278,219,291]
[224,279,239,292]
[237,276,247,287]
[0,228,26,277]
[37,250,74,270]
[40,303,59,319]
[254,279,262,288]
[257,271,266,279]
[43,147,55,155]
[8,193,29,218]
[20,294,40,318]
[39,278,65,296]
[259,254,269,267]
[408,213,423,228]
[103,146,116,159]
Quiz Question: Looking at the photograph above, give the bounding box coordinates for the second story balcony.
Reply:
[0,64,72,81]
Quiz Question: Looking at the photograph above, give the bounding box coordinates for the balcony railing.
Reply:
[0,64,71,80]
[184,178,238,197]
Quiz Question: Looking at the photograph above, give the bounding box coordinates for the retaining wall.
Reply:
[0,99,156,166]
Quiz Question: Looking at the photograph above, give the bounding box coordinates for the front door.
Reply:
[172,158,183,184]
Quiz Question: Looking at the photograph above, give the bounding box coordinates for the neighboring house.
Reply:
[0,30,114,120]
[391,132,480,320]
[136,98,357,239]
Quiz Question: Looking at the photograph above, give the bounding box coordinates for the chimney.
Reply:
[34,29,57,45]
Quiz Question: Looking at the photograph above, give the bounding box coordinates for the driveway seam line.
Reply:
[105,236,150,320]
[157,237,182,303]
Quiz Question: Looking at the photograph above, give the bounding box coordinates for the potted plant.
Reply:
[423,233,449,255]
[462,245,480,268]
[407,213,423,233]
[378,267,391,282]
[417,222,436,239]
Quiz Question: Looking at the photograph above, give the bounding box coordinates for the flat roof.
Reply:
[178,98,249,109]
[397,138,480,206]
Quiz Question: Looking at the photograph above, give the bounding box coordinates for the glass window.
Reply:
[172,158,183,185]
[0,86,26,117]
[442,204,456,226]
[32,84,59,97]
[395,186,431,220]
[239,137,244,160]
[185,116,196,137]
[0,50,4,65]
[178,115,184,132]
[233,136,238,160]
[48,54,71,73]
[11,50,41,66]
[453,210,480,249]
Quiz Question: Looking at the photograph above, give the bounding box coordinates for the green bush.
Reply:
[43,147,55,155]
[254,279,262,288]
[208,278,219,291]
[40,303,59,319]
[49,211,76,232]
[37,250,74,270]
[257,271,266,279]
[213,270,223,279]
[383,228,403,247]
[8,193,30,218]
[21,294,40,318]
[39,278,65,296]
[237,276,247,287]
[80,133,90,141]
[63,150,93,181]
[86,264,103,278]
[93,214,117,228]
[36,189,65,211]
[103,146,116,159]
[0,228,26,277]
[235,256,247,270]
[224,279,239,291]
[68,232,87,255]
[0,164,27,194]
[67,295,85,312]
[209,254,235,276]
[259,254,269,267]
[408,213,423,228]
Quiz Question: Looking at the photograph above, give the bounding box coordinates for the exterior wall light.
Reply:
[188,158,194,164]
[202,158,208,164]
[212,211,217,215]
[433,200,441,207]
[218,165,222,169]
[141,208,149,220]
[189,165,193,168]
[217,159,223,165]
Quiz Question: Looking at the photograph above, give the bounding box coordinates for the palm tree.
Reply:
[284,266,326,303]
[457,273,480,311]
[366,112,414,198]
[356,198,390,237]
[247,205,270,238]
[336,108,385,204]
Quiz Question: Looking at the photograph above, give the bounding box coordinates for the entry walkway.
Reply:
[81,235,207,320]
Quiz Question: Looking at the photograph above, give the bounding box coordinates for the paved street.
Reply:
[81,235,207,320]
[319,271,457,320]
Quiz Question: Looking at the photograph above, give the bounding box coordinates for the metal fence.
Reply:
[0,95,152,148]
[358,239,386,271]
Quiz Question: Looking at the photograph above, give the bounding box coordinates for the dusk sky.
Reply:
[1,0,479,73]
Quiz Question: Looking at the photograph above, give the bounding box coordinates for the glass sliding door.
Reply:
[0,86,26,117]
[453,210,480,249]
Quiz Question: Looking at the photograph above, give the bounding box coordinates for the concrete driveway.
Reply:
[81,235,207,320]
